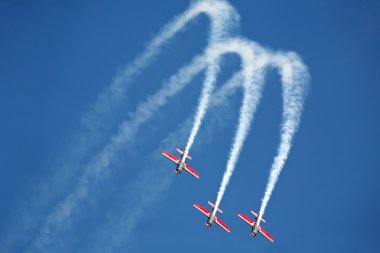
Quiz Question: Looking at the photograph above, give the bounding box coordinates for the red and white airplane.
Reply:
[238,210,274,242]
[193,201,231,233]
[162,148,200,179]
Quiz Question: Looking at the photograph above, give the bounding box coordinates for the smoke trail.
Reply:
[182,63,220,161]
[257,54,309,225]
[208,39,269,218]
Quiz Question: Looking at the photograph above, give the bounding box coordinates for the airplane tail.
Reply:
[208,201,223,213]
[251,210,266,223]
[177,148,192,160]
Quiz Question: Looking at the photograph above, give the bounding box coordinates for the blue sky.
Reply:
[0,0,379,252]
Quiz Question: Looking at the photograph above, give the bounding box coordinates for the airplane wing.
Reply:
[193,203,211,217]
[162,151,180,164]
[215,216,231,233]
[184,164,200,179]
[259,227,275,242]
[238,212,255,226]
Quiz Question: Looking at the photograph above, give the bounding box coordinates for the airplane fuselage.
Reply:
[206,214,216,226]
[175,160,185,173]
[252,224,260,236]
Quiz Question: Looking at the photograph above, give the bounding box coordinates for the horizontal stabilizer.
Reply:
[208,201,223,213]
[251,210,266,223]
[177,148,192,160]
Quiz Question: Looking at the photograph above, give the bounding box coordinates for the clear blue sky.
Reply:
[0,0,379,252]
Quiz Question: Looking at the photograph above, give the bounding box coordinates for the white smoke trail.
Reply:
[25,1,240,251]
[208,39,269,218]
[257,53,309,226]
[182,63,220,161]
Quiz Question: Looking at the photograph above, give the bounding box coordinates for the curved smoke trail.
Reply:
[257,53,309,226]
[183,62,220,160]
[209,39,269,217]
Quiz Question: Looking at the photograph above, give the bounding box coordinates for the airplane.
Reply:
[237,210,274,242]
[162,148,200,179]
[193,201,231,233]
